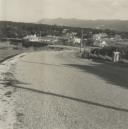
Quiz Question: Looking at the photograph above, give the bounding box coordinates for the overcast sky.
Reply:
[0,0,128,22]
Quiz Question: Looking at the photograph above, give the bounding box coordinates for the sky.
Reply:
[0,0,128,22]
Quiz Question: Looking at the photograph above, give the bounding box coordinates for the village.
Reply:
[22,29,127,47]
[10,28,126,64]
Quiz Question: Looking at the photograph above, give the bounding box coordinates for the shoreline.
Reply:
[0,47,67,129]
[0,52,26,129]
[0,47,75,129]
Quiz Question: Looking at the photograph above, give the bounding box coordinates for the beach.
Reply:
[0,41,24,129]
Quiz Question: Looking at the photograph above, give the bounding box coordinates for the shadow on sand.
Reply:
[64,59,128,89]
[1,60,128,113]
[2,79,128,113]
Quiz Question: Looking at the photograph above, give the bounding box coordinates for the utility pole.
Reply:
[83,37,87,54]
[80,29,83,53]
[83,39,86,54]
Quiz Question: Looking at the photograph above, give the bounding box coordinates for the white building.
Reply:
[74,37,81,44]
[93,33,108,47]
[23,34,40,42]
[93,33,108,41]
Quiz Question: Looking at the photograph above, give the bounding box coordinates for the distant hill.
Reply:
[38,18,128,32]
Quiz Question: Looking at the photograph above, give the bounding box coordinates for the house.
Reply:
[93,33,108,41]
[73,37,81,44]
[93,33,108,47]
[23,34,39,42]
[100,40,107,47]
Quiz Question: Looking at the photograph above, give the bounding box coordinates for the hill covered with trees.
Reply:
[0,21,128,39]
[39,18,128,32]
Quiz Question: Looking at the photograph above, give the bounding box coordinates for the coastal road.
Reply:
[13,49,128,129]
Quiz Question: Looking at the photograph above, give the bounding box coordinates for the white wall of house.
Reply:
[93,33,108,41]
[93,40,108,47]
[73,37,81,44]
[93,33,108,47]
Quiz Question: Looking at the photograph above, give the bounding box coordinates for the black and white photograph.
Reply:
[0,0,128,128]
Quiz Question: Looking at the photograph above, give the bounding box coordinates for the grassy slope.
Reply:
[0,42,23,62]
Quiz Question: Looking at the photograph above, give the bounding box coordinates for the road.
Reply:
[12,48,128,129]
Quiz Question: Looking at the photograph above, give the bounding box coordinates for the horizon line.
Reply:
[1,18,128,24]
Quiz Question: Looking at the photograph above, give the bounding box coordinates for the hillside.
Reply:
[1,21,128,39]
[38,18,128,32]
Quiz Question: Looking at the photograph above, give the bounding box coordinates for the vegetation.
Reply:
[91,45,128,59]
[1,21,128,40]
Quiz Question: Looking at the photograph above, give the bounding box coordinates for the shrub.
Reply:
[91,45,128,59]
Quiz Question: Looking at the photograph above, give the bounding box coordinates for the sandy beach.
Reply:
[0,53,25,129]
[1,47,128,129]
